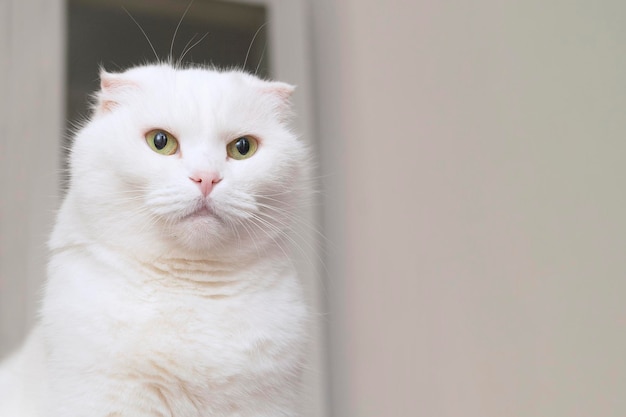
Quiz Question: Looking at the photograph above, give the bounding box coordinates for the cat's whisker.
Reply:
[177,33,198,67]
[178,32,209,66]
[123,6,159,62]
[247,215,292,265]
[169,0,195,63]
[247,213,296,252]
[251,209,328,279]
[223,217,242,249]
[234,216,263,257]
[243,22,267,72]
[255,41,267,75]
[254,202,331,251]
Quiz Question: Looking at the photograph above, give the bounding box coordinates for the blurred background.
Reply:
[2,1,626,416]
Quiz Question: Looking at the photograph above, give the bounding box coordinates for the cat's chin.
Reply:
[183,206,213,219]
[170,207,231,252]
[179,208,221,230]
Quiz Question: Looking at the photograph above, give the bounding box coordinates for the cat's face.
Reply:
[67,64,307,259]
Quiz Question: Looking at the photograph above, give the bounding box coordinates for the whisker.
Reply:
[243,22,268,72]
[248,215,292,265]
[178,33,198,66]
[179,33,209,65]
[255,41,267,75]
[247,200,330,277]
[123,7,159,62]
[237,217,263,257]
[170,0,195,63]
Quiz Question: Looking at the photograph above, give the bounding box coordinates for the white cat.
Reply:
[0,63,311,416]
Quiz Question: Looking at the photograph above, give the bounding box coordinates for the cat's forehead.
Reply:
[124,65,258,98]
[96,64,293,135]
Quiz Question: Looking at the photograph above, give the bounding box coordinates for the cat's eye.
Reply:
[227,136,258,160]
[145,129,179,155]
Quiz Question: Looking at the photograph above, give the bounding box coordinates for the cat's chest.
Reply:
[111,279,305,372]
[44,256,307,415]
[110,284,305,412]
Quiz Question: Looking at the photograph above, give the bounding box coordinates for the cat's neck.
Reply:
[50,238,293,300]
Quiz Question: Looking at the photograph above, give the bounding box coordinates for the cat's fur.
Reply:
[0,64,310,416]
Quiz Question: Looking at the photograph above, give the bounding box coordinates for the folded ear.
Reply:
[94,69,138,115]
[265,81,295,102]
[263,81,296,120]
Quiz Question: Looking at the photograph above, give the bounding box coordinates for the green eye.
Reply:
[227,136,258,160]
[146,129,178,155]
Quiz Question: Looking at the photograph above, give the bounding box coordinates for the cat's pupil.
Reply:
[154,132,168,150]
[236,137,250,155]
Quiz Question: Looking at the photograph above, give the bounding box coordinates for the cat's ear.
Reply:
[264,81,295,103]
[94,69,138,115]
[263,81,296,120]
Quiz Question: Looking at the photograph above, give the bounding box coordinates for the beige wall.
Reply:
[0,0,64,357]
[312,1,626,416]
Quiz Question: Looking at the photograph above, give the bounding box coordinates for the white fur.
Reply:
[0,64,310,416]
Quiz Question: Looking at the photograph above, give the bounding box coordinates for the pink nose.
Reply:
[189,171,222,196]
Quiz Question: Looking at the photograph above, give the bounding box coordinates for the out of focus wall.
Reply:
[312,1,626,416]
[0,0,64,357]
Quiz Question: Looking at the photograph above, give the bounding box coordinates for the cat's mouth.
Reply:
[190,207,212,217]
[181,202,216,220]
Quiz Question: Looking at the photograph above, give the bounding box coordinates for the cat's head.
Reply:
[62,64,309,260]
